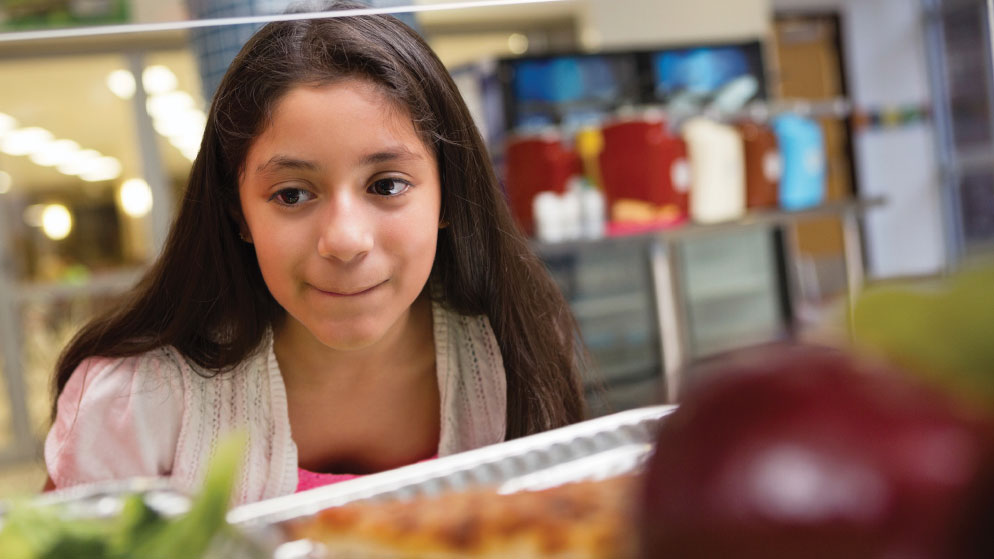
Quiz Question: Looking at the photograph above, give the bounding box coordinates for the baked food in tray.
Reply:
[229,405,675,559]
[289,475,639,558]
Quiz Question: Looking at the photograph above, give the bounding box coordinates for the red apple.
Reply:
[639,343,994,559]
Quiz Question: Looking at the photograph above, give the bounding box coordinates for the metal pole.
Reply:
[921,0,966,270]
[841,208,866,325]
[127,52,173,258]
[779,224,805,331]
[649,238,689,403]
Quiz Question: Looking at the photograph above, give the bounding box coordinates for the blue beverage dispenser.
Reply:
[772,113,826,211]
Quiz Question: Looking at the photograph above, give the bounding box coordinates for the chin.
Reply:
[312,321,388,351]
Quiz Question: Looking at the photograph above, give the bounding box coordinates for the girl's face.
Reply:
[238,79,441,351]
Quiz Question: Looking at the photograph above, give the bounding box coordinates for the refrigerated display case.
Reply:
[537,196,879,411]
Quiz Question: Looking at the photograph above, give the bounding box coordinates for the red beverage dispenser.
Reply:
[504,132,579,236]
[599,115,690,221]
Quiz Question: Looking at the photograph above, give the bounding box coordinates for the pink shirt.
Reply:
[295,455,440,492]
[296,469,360,492]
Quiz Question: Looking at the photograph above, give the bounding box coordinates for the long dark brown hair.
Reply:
[52,1,586,438]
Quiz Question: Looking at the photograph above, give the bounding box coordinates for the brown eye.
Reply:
[368,178,411,197]
[270,188,314,206]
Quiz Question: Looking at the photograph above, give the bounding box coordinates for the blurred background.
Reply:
[0,0,991,496]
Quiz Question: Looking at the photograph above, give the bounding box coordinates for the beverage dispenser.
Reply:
[599,114,691,222]
[772,113,826,211]
[682,117,746,223]
[736,119,781,210]
[504,132,579,236]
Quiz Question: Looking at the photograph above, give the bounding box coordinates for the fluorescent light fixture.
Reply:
[154,109,206,139]
[144,85,209,160]
[41,204,73,240]
[170,134,202,151]
[79,156,123,182]
[118,178,153,217]
[146,91,194,120]
[107,69,137,100]
[142,65,178,95]
[1,127,54,156]
[0,170,11,194]
[29,138,81,167]
[56,149,103,175]
[0,117,120,181]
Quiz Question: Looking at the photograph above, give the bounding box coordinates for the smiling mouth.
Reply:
[311,280,385,297]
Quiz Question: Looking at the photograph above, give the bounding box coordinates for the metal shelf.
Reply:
[537,197,884,403]
[534,197,884,255]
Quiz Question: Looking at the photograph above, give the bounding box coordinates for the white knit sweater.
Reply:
[45,301,507,505]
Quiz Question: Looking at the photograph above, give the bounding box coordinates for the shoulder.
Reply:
[49,347,198,435]
[45,348,190,488]
[60,348,190,407]
[46,339,279,494]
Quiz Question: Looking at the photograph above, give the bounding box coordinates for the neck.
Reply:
[273,293,434,393]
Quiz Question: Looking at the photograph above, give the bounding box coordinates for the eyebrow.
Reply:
[255,148,425,176]
[357,148,424,167]
[256,155,320,175]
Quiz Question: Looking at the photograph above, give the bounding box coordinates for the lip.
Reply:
[310,280,385,297]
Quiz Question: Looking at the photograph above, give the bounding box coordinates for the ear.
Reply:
[227,202,253,243]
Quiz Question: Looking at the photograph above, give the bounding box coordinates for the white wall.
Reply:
[775,0,947,278]
[581,0,771,49]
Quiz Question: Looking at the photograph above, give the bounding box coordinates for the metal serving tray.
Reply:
[1,477,188,521]
[0,477,270,559]
[229,404,675,558]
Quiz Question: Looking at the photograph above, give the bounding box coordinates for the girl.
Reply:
[44,2,586,504]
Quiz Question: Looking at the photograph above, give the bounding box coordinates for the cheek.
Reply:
[253,243,291,295]
[381,203,440,271]
[249,224,305,292]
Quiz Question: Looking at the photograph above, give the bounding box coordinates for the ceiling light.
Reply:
[0,113,17,137]
[107,69,137,100]
[0,171,11,194]
[118,178,153,217]
[0,117,120,181]
[142,65,178,95]
[170,133,202,151]
[1,127,54,156]
[56,149,102,175]
[41,204,73,240]
[29,139,81,167]
[146,91,194,118]
[154,109,207,139]
[508,33,529,55]
[79,156,123,182]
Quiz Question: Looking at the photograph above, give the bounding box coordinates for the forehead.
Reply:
[245,79,432,168]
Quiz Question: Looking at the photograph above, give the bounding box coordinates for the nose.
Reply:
[316,193,374,263]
